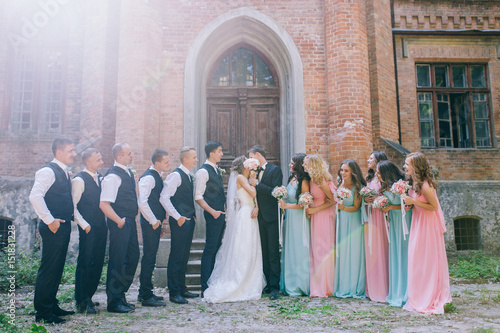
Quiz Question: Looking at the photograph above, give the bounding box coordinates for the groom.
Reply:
[195,141,226,295]
[248,145,283,300]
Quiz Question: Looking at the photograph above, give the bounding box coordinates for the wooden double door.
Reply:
[207,87,280,171]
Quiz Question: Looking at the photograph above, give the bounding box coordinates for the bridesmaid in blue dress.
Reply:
[334,159,367,299]
[376,160,413,307]
[278,153,311,296]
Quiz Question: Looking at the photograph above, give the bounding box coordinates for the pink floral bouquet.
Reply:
[372,195,389,210]
[390,179,411,196]
[272,186,288,200]
[298,192,314,207]
[335,187,351,202]
[359,186,377,197]
[243,158,260,171]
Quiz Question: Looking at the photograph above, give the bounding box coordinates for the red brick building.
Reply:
[0,0,499,252]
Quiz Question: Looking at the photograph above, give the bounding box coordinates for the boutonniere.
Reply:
[218,167,226,175]
[99,176,103,182]
[66,167,73,177]
[160,171,167,181]
[128,167,137,178]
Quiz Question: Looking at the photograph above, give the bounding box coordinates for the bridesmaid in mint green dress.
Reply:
[279,153,311,296]
[334,159,367,299]
[376,160,412,307]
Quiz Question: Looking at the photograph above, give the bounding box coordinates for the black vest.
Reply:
[75,171,106,227]
[105,166,138,218]
[44,162,73,222]
[170,168,195,219]
[200,164,225,211]
[139,168,166,221]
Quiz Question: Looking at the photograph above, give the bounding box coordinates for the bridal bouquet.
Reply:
[272,186,288,200]
[298,192,313,207]
[390,179,411,239]
[359,186,377,197]
[335,187,351,202]
[372,195,389,210]
[243,158,260,171]
[390,180,411,197]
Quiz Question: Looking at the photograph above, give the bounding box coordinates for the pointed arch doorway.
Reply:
[207,44,280,170]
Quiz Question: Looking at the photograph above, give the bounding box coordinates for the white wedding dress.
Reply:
[203,175,266,303]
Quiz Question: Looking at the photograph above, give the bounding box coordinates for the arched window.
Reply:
[211,46,276,87]
[454,216,481,250]
[0,218,13,251]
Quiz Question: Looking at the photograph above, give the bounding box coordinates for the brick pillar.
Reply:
[324,0,373,171]
[80,0,121,165]
[366,0,399,148]
[114,0,164,173]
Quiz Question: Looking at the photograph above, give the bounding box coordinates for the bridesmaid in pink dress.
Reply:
[303,155,336,297]
[364,151,389,302]
[402,152,452,314]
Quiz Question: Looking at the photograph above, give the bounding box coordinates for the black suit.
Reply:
[255,163,283,291]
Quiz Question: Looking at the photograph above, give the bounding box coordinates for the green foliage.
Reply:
[0,248,40,291]
[448,251,500,282]
[0,313,20,333]
[29,324,49,333]
[443,302,457,313]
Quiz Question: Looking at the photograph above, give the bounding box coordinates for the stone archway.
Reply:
[184,7,305,237]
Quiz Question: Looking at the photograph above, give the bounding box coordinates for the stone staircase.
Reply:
[154,238,204,292]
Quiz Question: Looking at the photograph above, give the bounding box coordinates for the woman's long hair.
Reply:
[305,154,332,186]
[377,160,405,193]
[366,151,388,182]
[231,156,246,174]
[406,152,438,195]
[337,159,367,191]
[288,153,311,202]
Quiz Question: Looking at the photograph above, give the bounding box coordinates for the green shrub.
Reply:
[448,251,500,282]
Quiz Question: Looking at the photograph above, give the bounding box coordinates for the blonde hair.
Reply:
[305,154,332,185]
[406,152,438,195]
[179,146,196,162]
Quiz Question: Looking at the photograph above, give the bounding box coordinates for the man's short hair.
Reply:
[51,138,74,155]
[151,148,169,164]
[205,141,222,158]
[248,145,266,159]
[179,146,196,162]
[112,143,128,159]
[81,148,100,163]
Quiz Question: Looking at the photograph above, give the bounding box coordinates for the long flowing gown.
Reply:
[364,179,389,302]
[403,181,452,314]
[384,191,412,307]
[309,181,336,297]
[280,182,310,296]
[203,187,266,303]
[334,186,366,298]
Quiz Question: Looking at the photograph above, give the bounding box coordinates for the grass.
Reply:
[448,251,500,282]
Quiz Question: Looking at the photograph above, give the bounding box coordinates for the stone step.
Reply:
[189,249,203,261]
[186,260,201,274]
[185,273,200,286]
[190,238,205,251]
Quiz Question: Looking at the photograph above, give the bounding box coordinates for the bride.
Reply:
[203,156,266,303]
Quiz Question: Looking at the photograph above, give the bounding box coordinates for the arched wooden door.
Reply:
[207,45,280,171]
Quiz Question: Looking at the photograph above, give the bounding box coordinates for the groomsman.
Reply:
[195,141,226,295]
[137,149,170,307]
[160,147,199,304]
[99,143,140,313]
[248,145,283,300]
[29,138,76,324]
[72,148,106,314]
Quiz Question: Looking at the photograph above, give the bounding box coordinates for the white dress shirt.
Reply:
[71,168,99,230]
[258,162,267,182]
[100,162,129,203]
[194,160,218,201]
[160,164,192,221]
[29,158,70,225]
[138,165,161,225]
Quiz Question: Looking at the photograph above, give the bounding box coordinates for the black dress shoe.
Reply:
[35,314,66,324]
[121,296,135,309]
[107,303,135,313]
[263,287,271,294]
[77,303,100,314]
[181,291,199,298]
[141,296,166,307]
[138,294,165,302]
[169,295,188,304]
[91,301,100,307]
[269,290,281,300]
[53,307,75,316]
